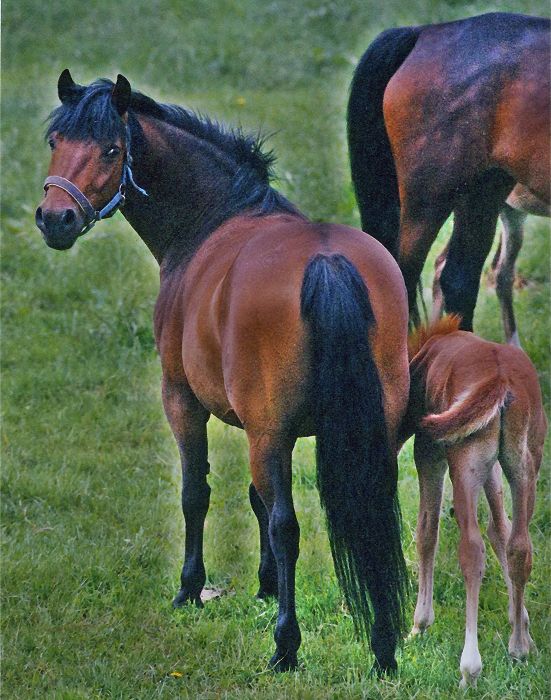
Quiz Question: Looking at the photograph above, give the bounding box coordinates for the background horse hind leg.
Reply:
[162,378,212,608]
[440,172,514,331]
[249,482,278,599]
[492,205,526,346]
[410,434,447,636]
[248,432,300,671]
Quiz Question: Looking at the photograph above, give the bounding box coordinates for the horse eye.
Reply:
[48,138,55,151]
[104,145,121,158]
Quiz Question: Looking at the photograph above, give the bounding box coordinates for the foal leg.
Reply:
[411,434,447,635]
[440,173,514,331]
[249,482,278,599]
[484,462,515,623]
[506,465,537,659]
[162,378,211,608]
[448,442,494,688]
[494,205,526,346]
[249,432,300,671]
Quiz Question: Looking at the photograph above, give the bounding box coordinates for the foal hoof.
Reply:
[269,650,298,672]
[172,588,203,609]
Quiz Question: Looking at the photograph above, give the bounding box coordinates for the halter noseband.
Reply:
[43,147,148,236]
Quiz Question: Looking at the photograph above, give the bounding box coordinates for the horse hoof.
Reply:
[172,588,203,609]
[370,658,398,678]
[269,651,298,672]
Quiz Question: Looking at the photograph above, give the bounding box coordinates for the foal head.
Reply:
[36,70,132,250]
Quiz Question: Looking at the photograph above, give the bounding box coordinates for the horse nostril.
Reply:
[35,207,44,226]
[62,209,76,226]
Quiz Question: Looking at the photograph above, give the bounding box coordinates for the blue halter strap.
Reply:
[43,148,149,236]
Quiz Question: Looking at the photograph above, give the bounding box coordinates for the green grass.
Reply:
[2,1,550,697]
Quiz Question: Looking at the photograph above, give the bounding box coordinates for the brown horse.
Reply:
[400,316,546,687]
[36,71,409,673]
[348,12,550,330]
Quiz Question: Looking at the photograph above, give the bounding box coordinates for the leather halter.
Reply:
[43,149,148,236]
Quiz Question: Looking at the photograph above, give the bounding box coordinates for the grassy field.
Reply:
[2,1,550,698]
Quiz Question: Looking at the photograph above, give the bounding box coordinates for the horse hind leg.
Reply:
[494,204,526,346]
[440,172,514,331]
[431,242,449,322]
[410,434,447,635]
[249,482,278,599]
[248,432,300,671]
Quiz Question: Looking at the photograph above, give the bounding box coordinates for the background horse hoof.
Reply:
[172,588,203,609]
[370,658,398,678]
[269,651,298,672]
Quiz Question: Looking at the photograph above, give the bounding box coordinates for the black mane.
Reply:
[47,78,280,186]
[46,78,302,266]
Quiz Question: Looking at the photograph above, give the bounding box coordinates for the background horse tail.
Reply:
[347,27,420,257]
[300,253,408,647]
[421,376,511,444]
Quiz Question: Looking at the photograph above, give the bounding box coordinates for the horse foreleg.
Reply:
[162,377,211,608]
[249,482,278,599]
[495,205,526,346]
[410,434,446,635]
[249,432,300,671]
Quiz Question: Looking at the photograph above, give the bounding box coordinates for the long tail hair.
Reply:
[347,27,420,257]
[300,253,408,645]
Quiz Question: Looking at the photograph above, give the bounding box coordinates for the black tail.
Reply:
[300,253,408,653]
[347,27,420,257]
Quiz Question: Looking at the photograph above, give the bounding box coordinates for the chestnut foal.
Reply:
[401,316,546,687]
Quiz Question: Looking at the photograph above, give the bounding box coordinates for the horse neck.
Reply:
[121,115,236,265]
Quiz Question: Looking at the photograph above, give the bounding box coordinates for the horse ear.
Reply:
[58,68,76,102]
[111,74,131,117]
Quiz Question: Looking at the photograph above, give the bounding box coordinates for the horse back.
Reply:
[383,13,550,200]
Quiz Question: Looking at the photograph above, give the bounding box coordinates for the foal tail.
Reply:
[300,253,408,647]
[421,376,512,444]
[347,26,420,256]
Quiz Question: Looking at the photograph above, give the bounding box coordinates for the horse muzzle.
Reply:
[35,204,84,250]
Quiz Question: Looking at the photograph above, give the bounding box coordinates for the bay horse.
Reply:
[400,316,546,688]
[347,12,550,330]
[35,71,409,673]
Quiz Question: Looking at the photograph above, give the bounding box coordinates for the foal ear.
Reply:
[111,74,132,117]
[58,68,76,102]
